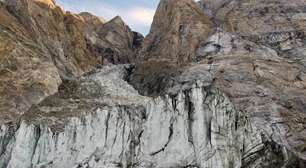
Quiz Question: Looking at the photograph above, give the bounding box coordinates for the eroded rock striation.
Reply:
[0,0,306,167]
[139,0,214,64]
[0,0,141,120]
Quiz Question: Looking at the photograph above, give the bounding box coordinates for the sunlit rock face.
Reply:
[0,0,142,121]
[0,0,306,167]
[139,0,214,64]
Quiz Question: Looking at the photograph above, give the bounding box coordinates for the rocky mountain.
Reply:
[0,0,141,121]
[0,0,306,167]
[139,0,214,64]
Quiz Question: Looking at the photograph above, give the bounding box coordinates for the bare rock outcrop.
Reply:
[0,0,142,120]
[0,65,246,168]
[79,12,106,26]
[139,0,214,64]
[199,0,306,66]
[129,0,306,166]
[195,30,306,167]
[130,0,214,96]
[1,0,306,167]
[93,16,139,64]
[0,0,62,122]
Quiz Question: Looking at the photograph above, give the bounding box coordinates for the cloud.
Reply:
[124,7,155,27]
[56,0,156,34]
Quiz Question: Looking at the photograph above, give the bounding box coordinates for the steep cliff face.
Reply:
[0,0,62,121]
[0,0,306,167]
[3,0,142,75]
[200,0,306,66]
[132,0,306,166]
[0,66,247,168]
[139,0,214,64]
[130,0,214,97]
[195,31,306,167]
[93,16,141,64]
[0,0,141,120]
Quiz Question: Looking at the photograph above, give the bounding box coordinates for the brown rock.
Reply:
[0,1,61,121]
[139,0,214,64]
[79,11,106,25]
[215,0,306,36]
[0,0,141,120]
[198,0,231,18]
[95,16,137,64]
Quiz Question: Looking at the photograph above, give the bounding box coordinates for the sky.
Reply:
[56,0,160,35]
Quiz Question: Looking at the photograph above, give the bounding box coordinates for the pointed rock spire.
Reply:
[108,16,126,26]
[139,0,214,64]
[35,0,55,4]
[93,15,142,64]
[79,12,106,25]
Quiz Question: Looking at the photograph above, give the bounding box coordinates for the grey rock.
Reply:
[1,0,306,167]
[0,65,246,168]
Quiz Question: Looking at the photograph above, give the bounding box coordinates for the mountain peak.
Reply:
[34,0,56,7]
[79,12,106,25]
[1,0,306,167]
[108,15,125,26]
[139,0,214,64]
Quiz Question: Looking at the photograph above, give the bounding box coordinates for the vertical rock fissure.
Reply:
[111,110,121,148]
[0,125,15,158]
[203,87,213,146]
[0,124,16,168]
[30,126,41,165]
[149,118,174,156]
[184,90,196,151]
[104,111,111,147]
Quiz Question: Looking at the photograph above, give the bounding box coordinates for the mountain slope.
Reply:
[0,0,141,120]
[0,0,305,167]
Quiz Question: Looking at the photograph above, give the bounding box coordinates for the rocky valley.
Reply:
[0,0,306,167]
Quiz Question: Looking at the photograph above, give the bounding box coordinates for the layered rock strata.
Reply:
[0,0,141,121]
[0,0,306,167]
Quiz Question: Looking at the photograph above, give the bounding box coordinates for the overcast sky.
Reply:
[57,0,160,35]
